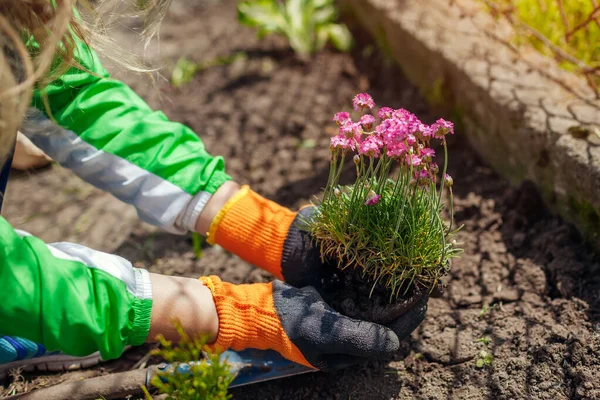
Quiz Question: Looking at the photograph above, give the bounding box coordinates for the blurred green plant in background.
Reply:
[481,0,600,92]
[171,52,248,87]
[237,0,353,58]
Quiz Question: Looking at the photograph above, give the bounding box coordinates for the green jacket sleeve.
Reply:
[23,40,231,233]
[0,217,152,360]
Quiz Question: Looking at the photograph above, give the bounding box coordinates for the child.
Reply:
[0,0,428,375]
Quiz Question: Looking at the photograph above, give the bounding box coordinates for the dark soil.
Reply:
[326,265,428,325]
[3,0,600,399]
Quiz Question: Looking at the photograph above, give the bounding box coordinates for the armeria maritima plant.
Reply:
[309,93,463,300]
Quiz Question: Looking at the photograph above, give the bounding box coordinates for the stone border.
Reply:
[340,0,600,247]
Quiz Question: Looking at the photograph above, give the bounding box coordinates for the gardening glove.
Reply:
[206,185,337,290]
[200,275,399,371]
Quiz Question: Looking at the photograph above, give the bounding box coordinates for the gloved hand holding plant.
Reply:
[206,93,461,369]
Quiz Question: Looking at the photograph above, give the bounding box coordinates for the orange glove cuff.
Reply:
[200,276,311,368]
[206,185,296,279]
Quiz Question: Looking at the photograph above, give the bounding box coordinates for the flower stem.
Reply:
[324,151,338,201]
[332,152,346,189]
[437,141,449,211]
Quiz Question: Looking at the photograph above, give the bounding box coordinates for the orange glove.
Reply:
[200,275,399,371]
[207,185,295,279]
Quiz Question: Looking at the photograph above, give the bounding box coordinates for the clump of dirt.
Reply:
[324,264,427,324]
[4,1,600,399]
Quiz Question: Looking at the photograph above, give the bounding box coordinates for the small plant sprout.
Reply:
[476,337,491,345]
[479,303,501,318]
[150,322,235,400]
[237,0,352,58]
[171,52,247,88]
[192,232,204,259]
[479,304,489,318]
[475,350,493,368]
[310,93,463,300]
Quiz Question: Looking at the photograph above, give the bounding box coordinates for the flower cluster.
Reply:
[330,93,454,199]
[312,93,461,298]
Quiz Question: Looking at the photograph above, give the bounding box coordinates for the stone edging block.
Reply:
[341,0,600,247]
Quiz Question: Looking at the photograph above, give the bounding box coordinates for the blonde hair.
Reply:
[0,0,171,163]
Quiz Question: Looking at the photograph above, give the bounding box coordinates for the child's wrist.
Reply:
[194,181,241,235]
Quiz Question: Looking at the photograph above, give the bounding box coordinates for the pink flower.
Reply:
[353,93,375,111]
[430,162,439,174]
[333,112,351,126]
[444,173,454,187]
[387,142,408,158]
[412,122,432,139]
[394,108,418,123]
[378,118,409,147]
[340,122,360,138]
[365,193,381,206]
[421,147,435,157]
[358,134,383,157]
[420,147,435,162]
[330,134,356,151]
[359,114,376,130]
[431,118,454,138]
[405,153,422,167]
[417,169,431,186]
[377,107,394,120]
[376,118,394,136]
[406,134,416,146]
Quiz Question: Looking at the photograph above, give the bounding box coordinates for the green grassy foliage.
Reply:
[312,173,459,299]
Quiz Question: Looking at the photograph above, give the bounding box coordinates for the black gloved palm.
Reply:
[271,281,400,371]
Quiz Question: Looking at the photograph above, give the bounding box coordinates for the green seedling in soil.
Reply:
[171,52,248,87]
[309,93,463,300]
[479,302,502,318]
[192,232,204,259]
[476,337,491,345]
[475,350,493,368]
[148,322,234,400]
[479,303,490,317]
[237,0,352,58]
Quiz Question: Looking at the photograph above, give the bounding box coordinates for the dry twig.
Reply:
[3,367,157,400]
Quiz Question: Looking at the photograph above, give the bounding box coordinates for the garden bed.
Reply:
[2,0,600,399]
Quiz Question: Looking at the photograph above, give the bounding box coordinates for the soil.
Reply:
[3,0,600,399]
[326,265,428,325]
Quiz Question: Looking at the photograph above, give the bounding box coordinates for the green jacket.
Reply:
[0,41,231,360]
